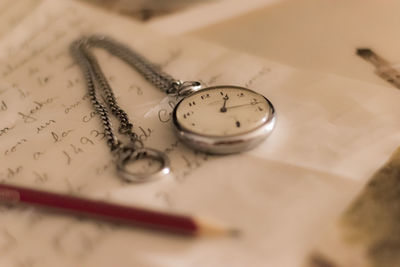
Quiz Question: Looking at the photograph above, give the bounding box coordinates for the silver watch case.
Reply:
[172,85,276,154]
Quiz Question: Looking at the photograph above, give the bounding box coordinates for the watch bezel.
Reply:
[172,85,276,154]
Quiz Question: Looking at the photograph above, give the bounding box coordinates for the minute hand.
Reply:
[225,101,261,110]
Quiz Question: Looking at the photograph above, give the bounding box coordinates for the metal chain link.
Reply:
[70,35,182,152]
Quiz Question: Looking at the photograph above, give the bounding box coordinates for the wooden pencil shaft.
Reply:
[0,184,197,235]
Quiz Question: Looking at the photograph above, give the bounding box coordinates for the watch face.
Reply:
[173,86,274,136]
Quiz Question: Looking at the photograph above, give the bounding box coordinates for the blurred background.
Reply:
[79,0,215,21]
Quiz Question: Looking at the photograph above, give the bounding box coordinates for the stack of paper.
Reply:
[0,0,399,266]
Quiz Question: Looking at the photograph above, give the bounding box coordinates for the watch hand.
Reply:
[225,101,261,110]
[220,94,229,113]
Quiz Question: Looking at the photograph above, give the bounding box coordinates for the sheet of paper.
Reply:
[1,0,400,266]
[0,0,42,39]
[185,0,400,89]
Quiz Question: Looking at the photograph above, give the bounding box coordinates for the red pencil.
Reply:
[0,184,238,237]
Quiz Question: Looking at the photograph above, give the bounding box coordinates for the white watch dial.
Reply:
[174,86,273,136]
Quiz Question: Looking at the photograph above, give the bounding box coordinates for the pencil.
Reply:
[0,184,238,237]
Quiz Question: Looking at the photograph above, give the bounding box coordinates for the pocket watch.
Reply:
[70,36,276,182]
[172,84,275,154]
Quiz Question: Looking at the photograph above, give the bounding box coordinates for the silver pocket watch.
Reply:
[71,36,276,182]
[172,84,275,154]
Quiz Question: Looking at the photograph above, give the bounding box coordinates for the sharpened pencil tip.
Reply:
[195,216,240,237]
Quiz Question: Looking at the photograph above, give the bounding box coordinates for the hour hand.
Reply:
[220,94,229,113]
